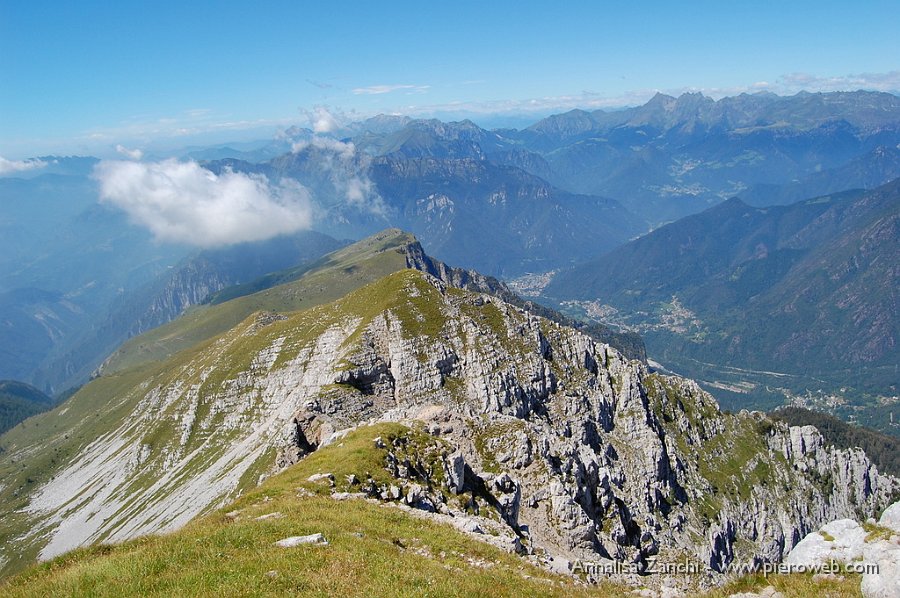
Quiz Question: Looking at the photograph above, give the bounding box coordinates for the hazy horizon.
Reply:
[2,1,899,158]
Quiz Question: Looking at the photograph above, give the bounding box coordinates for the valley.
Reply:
[538,180,899,435]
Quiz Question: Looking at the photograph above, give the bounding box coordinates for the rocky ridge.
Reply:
[401,234,646,362]
[2,269,896,587]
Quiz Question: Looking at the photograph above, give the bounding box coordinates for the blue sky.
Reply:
[2,0,899,157]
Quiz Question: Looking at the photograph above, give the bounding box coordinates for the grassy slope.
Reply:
[0,422,861,598]
[0,361,165,574]
[0,423,616,597]
[0,268,479,579]
[0,231,415,577]
[101,229,414,374]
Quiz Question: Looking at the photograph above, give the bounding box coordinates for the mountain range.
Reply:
[0,167,185,388]
[210,144,644,277]
[0,92,900,438]
[496,90,900,222]
[1,89,899,439]
[35,231,345,394]
[195,90,900,279]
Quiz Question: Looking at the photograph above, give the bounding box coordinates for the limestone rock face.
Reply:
[879,501,900,532]
[12,270,899,581]
[785,501,900,598]
[443,451,466,495]
[784,519,867,564]
[861,543,900,598]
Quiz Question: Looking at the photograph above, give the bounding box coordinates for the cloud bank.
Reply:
[306,106,343,133]
[94,159,312,247]
[777,71,900,94]
[352,84,430,95]
[0,156,48,175]
[115,144,144,160]
[290,136,356,159]
[290,136,386,216]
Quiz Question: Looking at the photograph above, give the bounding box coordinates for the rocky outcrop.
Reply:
[785,500,900,598]
[10,270,898,586]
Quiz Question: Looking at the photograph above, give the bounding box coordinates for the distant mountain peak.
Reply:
[647,91,677,105]
[716,195,752,210]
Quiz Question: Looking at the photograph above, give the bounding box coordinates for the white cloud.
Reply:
[778,71,900,93]
[290,135,386,216]
[345,177,367,202]
[306,106,342,133]
[0,156,48,175]
[291,137,356,159]
[93,159,313,247]
[340,174,386,216]
[352,84,430,95]
[115,144,144,160]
